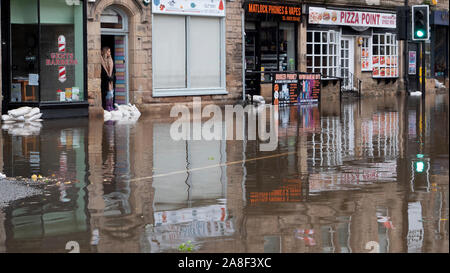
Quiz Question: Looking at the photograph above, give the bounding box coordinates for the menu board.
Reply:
[272,73,321,105]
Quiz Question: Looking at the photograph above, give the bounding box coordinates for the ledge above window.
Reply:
[152,88,228,97]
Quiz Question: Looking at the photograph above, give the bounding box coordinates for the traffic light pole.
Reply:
[421,41,426,100]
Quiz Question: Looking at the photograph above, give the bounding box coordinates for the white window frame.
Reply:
[152,14,227,97]
[306,29,340,78]
[360,36,372,72]
[371,32,399,78]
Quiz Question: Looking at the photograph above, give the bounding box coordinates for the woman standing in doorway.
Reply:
[101,46,115,111]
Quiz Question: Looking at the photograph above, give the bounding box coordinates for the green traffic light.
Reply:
[415,161,425,173]
[416,30,425,38]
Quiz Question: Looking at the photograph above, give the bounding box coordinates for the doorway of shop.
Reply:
[100,6,129,106]
[340,36,355,91]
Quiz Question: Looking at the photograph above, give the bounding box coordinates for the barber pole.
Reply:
[58,35,66,83]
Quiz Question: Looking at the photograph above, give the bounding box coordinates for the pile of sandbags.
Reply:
[2,107,42,123]
[1,107,43,136]
[104,103,141,123]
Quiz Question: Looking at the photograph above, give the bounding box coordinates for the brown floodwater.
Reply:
[0,93,448,253]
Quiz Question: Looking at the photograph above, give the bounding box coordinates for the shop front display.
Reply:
[244,1,301,97]
[307,5,398,92]
[1,0,87,117]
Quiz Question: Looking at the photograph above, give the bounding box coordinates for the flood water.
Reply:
[0,93,448,253]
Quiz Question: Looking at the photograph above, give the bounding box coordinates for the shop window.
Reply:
[10,0,39,102]
[153,15,225,95]
[9,0,85,103]
[259,21,296,82]
[372,33,398,78]
[361,37,372,71]
[306,30,339,77]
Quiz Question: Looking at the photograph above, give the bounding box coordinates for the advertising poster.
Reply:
[272,72,299,106]
[409,51,417,75]
[298,74,321,104]
[152,0,225,17]
[272,73,321,105]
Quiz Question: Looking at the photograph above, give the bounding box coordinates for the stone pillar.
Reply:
[298,15,307,72]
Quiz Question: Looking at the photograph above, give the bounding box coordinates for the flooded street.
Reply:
[0,94,448,253]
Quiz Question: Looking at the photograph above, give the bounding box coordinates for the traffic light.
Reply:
[412,5,430,41]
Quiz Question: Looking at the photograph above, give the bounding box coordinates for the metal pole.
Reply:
[421,41,426,100]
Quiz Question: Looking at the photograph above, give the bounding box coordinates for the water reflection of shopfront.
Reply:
[244,1,301,98]
[1,119,90,252]
[1,0,87,118]
[145,123,233,252]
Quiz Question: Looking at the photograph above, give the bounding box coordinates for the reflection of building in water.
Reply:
[148,123,232,251]
[407,202,424,253]
[0,121,90,252]
[143,204,234,252]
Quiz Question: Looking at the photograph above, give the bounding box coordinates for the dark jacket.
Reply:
[101,64,116,108]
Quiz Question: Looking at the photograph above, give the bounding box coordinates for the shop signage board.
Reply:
[152,0,225,17]
[244,1,302,22]
[272,73,320,105]
[409,51,417,75]
[309,7,396,28]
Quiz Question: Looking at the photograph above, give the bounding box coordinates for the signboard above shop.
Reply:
[244,1,301,22]
[309,7,396,28]
[152,0,225,17]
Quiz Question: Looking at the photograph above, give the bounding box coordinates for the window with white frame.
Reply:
[306,30,340,77]
[372,33,399,78]
[153,15,225,96]
[361,36,372,71]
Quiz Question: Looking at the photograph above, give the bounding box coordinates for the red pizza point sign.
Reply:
[309,7,396,28]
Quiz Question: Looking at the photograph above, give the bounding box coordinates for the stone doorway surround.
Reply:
[87,0,151,116]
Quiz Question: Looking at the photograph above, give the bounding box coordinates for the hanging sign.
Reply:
[309,7,396,28]
[152,0,225,17]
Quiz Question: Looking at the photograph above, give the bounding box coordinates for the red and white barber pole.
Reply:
[58,35,66,83]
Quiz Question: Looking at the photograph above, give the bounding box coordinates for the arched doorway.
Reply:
[100,6,129,106]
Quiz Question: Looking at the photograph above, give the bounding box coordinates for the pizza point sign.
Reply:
[309,7,396,28]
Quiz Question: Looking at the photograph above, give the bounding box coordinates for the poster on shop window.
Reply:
[272,73,321,105]
[152,0,225,17]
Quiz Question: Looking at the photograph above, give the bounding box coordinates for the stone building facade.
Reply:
[0,0,447,117]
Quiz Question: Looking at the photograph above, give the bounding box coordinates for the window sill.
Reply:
[152,88,228,97]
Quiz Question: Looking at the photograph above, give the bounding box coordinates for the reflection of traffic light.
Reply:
[412,5,430,41]
[410,154,430,192]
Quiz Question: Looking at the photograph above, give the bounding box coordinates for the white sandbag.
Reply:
[2,124,13,130]
[24,107,40,119]
[2,114,13,121]
[26,113,43,122]
[26,120,42,126]
[104,111,112,121]
[8,106,32,117]
[110,110,123,120]
[12,116,25,122]
[3,120,16,124]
